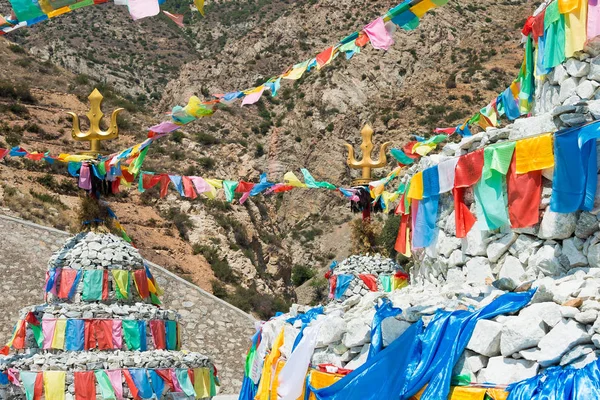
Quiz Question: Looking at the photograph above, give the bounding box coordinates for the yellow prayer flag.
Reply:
[486,389,509,400]
[448,386,488,400]
[407,172,423,200]
[382,191,399,212]
[43,371,66,400]
[47,6,70,18]
[413,142,436,156]
[58,154,94,162]
[111,270,130,299]
[194,368,211,398]
[270,359,286,399]
[194,0,205,16]
[51,319,67,350]
[564,0,587,57]
[255,328,285,400]
[307,370,343,400]
[410,0,436,17]
[515,133,554,174]
[282,61,309,80]
[284,172,307,188]
[559,0,579,13]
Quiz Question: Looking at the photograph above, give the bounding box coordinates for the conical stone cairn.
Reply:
[0,231,217,399]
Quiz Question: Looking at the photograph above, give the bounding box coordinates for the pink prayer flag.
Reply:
[7,369,20,387]
[190,176,212,194]
[107,370,124,399]
[127,0,160,20]
[363,17,394,50]
[239,191,251,204]
[170,369,183,392]
[163,11,185,27]
[149,121,180,134]
[42,319,57,350]
[112,320,123,349]
[78,163,92,190]
[589,0,600,39]
[241,86,265,106]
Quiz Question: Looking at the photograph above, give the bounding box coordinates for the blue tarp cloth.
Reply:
[368,298,402,360]
[313,290,535,400]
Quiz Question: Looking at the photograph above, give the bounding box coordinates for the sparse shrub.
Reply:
[291,265,315,287]
[195,132,220,145]
[255,143,264,157]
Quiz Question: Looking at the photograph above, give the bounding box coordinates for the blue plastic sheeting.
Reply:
[239,376,258,400]
[313,290,535,400]
[507,360,600,399]
[368,298,402,360]
[334,274,354,300]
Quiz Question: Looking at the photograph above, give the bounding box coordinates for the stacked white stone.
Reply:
[0,232,215,399]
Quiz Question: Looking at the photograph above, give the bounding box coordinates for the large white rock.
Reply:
[559,77,580,103]
[499,256,526,283]
[381,318,411,347]
[342,320,371,348]
[538,211,577,240]
[579,280,600,298]
[565,58,590,77]
[510,113,557,140]
[509,234,542,265]
[316,316,348,347]
[500,315,547,356]
[548,63,569,85]
[437,231,462,258]
[344,344,370,370]
[536,319,591,367]
[446,268,467,286]
[562,238,588,268]
[478,357,539,385]
[486,233,517,263]
[448,249,467,268]
[588,56,600,82]
[520,302,563,327]
[577,79,599,99]
[575,212,599,238]
[465,257,494,285]
[587,242,600,268]
[552,279,585,304]
[462,229,490,256]
[466,320,502,357]
[528,245,566,277]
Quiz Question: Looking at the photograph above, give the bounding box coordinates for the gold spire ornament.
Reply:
[345,124,391,186]
[68,88,124,156]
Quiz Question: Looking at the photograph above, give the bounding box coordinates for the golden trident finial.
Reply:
[345,124,391,186]
[68,88,124,155]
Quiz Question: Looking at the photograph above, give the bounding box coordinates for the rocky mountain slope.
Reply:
[0,0,534,316]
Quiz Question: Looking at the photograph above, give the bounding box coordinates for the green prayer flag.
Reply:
[301,169,337,190]
[223,180,239,203]
[543,2,566,69]
[112,270,130,300]
[30,324,44,348]
[150,292,161,306]
[82,270,104,301]
[97,161,106,177]
[122,320,142,351]
[474,142,515,230]
[380,275,392,292]
[166,320,177,350]
[94,371,117,400]
[401,16,420,30]
[69,0,94,10]
[129,147,149,176]
[176,369,197,396]
[210,369,218,396]
[9,0,44,22]
[20,371,39,400]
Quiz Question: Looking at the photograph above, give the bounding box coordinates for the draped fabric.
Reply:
[379,275,392,292]
[57,269,79,299]
[394,214,412,256]
[514,133,554,174]
[194,368,212,398]
[123,320,143,351]
[358,274,378,291]
[368,298,402,360]
[438,158,459,194]
[21,371,42,400]
[564,0,588,57]
[334,275,353,300]
[95,320,114,350]
[65,319,85,351]
[43,371,66,400]
[412,196,439,248]
[544,1,566,69]
[313,291,535,400]
[255,328,285,400]
[148,370,165,398]
[363,17,394,50]
[155,369,176,392]
[112,320,123,349]
[474,142,515,230]
[166,320,177,350]
[407,172,424,200]
[82,269,104,301]
[74,371,96,400]
[112,270,130,300]
[95,371,117,400]
[507,156,542,228]
[52,319,67,350]
[176,369,197,397]
[122,370,140,400]
[107,370,124,400]
[551,124,600,212]
[453,149,483,238]
[149,320,166,350]
[588,0,600,39]
[133,269,150,299]
[42,319,57,350]
[128,369,154,399]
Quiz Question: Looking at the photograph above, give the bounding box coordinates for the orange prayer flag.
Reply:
[163,11,184,27]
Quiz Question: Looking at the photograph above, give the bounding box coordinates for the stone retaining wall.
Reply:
[0,214,255,393]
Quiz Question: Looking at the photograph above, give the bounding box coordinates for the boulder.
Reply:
[548,64,569,85]
[462,229,490,257]
[448,249,467,268]
[577,79,599,99]
[465,258,494,285]
[589,56,600,82]
[342,320,370,348]
[509,234,542,264]
[560,344,596,366]
[486,233,517,263]
[575,310,598,325]
[437,231,462,258]
[446,268,467,286]
[316,316,347,347]
[466,320,502,357]
[345,344,370,370]
[510,113,557,140]
[519,302,562,327]
[499,256,526,283]
[381,318,411,347]
[528,245,565,277]
[559,77,580,103]
[562,238,588,268]
[478,357,539,385]
[500,315,547,357]
[538,211,577,240]
[565,58,590,77]
[536,319,591,367]
[587,242,600,268]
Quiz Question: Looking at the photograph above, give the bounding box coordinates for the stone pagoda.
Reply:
[0,231,217,399]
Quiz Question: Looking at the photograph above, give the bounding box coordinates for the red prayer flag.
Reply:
[24,312,40,326]
[394,214,411,254]
[12,320,26,349]
[58,269,78,299]
[433,127,456,135]
[507,155,542,228]
[356,32,370,47]
[273,185,295,193]
[74,371,96,400]
[84,320,95,350]
[328,275,337,299]
[358,274,378,291]
[163,11,185,27]
[455,149,484,188]
[149,320,166,350]
[142,174,162,190]
[102,270,109,301]
[122,370,141,400]
[402,142,420,159]
[25,153,44,161]
[453,187,477,238]
[133,270,150,299]
[235,181,255,193]
[521,15,534,36]
[532,10,545,40]
[33,372,43,400]
[159,175,170,198]
[182,176,197,199]
[111,179,120,194]
[94,320,114,350]
[155,369,175,391]
[316,47,334,68]
[121,169,134,183]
